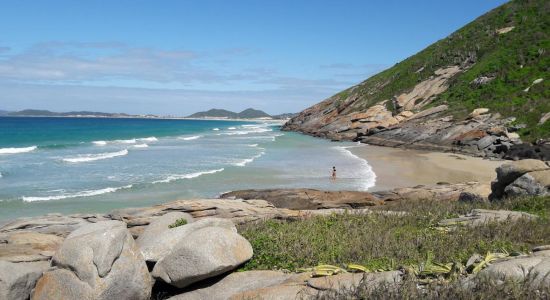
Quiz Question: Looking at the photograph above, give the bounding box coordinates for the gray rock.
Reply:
[229,284,318,300]
[476,135,497,150]
[458,192,488,203]
[32,221,152,300]
[504,170,550,197]
[307,271,402,291]
[438,209,537,227]
[169,271,295,300]
[32,269,94,300]
[0,261,49,300]
[477,255,550,287]
[152,226,253,288]
[136,212,192,258]
[140,217,236,263]
[490,159,549,199]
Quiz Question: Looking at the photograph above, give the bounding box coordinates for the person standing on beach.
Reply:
[331,166,336,180]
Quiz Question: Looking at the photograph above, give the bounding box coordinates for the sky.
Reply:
[0,0,508,116]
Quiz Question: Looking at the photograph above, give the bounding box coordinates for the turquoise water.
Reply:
[0,117,375,221]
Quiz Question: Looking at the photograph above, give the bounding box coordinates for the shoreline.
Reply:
[350,144,504,191]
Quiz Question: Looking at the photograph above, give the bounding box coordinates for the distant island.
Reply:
[187,108,295,120]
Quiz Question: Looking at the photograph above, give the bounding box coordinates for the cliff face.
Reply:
[283,0,549,159]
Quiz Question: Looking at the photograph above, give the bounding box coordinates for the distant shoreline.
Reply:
[0,115,289,123]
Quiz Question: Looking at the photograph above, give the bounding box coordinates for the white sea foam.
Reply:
[334,146,376,191]
[0,146,37,155]
[248,144,259,147]
[228,127,236,130]
[0,172,2,178]
[134,144,149,148]
[152,168,224,184]
[93,136,157,146]
[92,141,107,146]
[179,135,202,141]
[232,150,265,167]
[212,128,220,131]
[62,149,129,163]
[115,139,137,144]
[22,184,133,202]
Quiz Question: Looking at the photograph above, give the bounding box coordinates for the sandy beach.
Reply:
[351,144,504,191]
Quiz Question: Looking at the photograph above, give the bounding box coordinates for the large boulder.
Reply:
[490,159,549,199]
[0,261,49,300]
[152,226,253,288]
[139,217,235,263]
[504,170,550,196]
[32,221,152,300]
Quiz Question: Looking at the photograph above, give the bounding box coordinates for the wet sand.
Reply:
[350,144,504,191]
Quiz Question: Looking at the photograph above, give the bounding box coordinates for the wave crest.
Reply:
[21,184,133,202]
[0,146,37,154]
[152,168,224,184]
[62,149,129,163]
[178,135,202,141]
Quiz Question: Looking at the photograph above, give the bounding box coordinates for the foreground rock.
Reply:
[152,225,253,288]
[472,249,550,288]
[0,261,49,300]
[437,209,537,228]
[307,271,402,292]
[32,221,152,300]
[490,159,550,199]
[140,218,236,263]
[168,271,302,300]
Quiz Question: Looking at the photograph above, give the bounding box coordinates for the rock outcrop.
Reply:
[32,221,153,300]
[221,188,383,209]
[490,159,550,199]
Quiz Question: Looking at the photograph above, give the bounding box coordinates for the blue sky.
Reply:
[0,0,507,115]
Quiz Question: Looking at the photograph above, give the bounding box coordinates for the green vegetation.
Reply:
[314,277,550,299]
[327,0,549,141]
[168,218,188,228]
[238,196,550,272]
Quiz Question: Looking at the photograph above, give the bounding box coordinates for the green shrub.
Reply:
[168,218,188,228]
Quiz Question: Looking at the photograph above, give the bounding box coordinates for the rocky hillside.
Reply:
[283,0,549,159]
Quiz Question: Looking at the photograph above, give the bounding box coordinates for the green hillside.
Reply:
[332,0,549,141]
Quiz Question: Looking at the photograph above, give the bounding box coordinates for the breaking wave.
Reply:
[0,146,37,155]
[62,149,129,163]
[152,168,224,184]
[21,184,133,202]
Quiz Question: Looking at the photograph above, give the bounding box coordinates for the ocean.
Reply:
[0,117,376,221]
